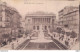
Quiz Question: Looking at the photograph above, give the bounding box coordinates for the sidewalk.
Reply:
[0,36,28,50]
[48,31,66,46]
[70,42,79,50]
[51,32,79,50]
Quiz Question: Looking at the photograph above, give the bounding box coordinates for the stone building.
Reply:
[25,12,56,33]
[58,6,79,33]
[0,2,22,42]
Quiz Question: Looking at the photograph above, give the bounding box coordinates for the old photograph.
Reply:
[0,0,79,50]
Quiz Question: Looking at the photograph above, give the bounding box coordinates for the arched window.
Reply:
[37,26,39,30]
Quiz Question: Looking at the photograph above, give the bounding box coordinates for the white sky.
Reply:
[1,0,79,20]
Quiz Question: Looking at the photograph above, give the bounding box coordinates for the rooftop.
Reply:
[26,11,56,16]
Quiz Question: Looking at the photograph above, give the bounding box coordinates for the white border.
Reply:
[8,50,76,52]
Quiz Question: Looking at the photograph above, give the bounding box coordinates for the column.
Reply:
[50,17,53,24]
[48,18,49,23]
[33,18,34,23]
[40,18,41,23]
[38,18,39,23]
[43,17,44,23]
[34,18,35,24]
[44,18,45,23]
[47,18,48,23]
[42,18,43,23]
[41,18,42,23]
[49,18,51,23]
[36,18,37,24]
[35,26,36,30]
[36,18,37,23]
[45,18,47,24]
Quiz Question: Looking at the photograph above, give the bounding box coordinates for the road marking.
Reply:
[22,41,30,50]
[16,40,28,50]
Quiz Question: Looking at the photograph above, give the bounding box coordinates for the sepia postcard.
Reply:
[0,0,79,50]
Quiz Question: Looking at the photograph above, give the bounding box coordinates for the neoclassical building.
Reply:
[25,12,56,32]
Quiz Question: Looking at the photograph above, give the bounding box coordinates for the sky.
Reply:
[1,0,79,20]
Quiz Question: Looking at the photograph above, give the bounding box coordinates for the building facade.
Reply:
[0,2,22,42]
[58,6,79,33]
[25,12,56,33]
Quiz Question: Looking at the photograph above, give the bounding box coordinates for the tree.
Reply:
[56,27,62,37]
[2,34,9,43]
[2,34,9,39]
[66,32,71,36]
[70,31,77,42]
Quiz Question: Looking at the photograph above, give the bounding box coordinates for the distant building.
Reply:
[25,12,56,33]
[58,6,79,33]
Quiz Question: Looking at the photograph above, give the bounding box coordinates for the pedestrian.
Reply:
[62,35,64,41]
[12,43,14,49]
[65,40,69,46]
[54,34,55,37]
[75,39,78,44]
